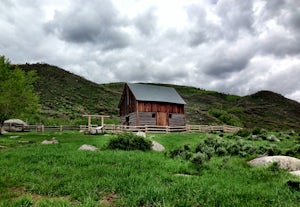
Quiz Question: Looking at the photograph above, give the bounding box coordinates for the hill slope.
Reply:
[18,63,300,130]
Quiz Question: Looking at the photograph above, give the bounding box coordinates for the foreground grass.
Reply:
[0,131,299,206]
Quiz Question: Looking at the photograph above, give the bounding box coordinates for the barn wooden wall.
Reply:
[119,85,137,116]
[137,102,184,114]
[120,112,185,126]
[119,84,186,126]
[169,114,185,126]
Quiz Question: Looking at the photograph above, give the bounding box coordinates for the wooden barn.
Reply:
[119,83,186,126]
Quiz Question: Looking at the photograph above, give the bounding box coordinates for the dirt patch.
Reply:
[99,193,118,206]
[8,187,72,204]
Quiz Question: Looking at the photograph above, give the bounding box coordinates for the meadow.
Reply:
[0,131,300,206]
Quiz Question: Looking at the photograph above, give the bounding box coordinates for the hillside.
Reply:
[18,63,300,130]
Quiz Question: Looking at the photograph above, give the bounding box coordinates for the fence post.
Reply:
[145,125,148,133]
[42,125,44,133]
[60,125,63,132]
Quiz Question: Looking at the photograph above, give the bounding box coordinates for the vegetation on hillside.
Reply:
[18,63,300,130]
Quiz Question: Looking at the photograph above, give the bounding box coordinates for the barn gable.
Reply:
[119,83,186,126]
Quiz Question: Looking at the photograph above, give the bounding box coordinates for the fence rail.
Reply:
[25,124,241,133]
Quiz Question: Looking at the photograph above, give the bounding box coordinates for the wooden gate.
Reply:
[156,112,168,126]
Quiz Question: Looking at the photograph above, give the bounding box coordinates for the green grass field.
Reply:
[0,131,299,206]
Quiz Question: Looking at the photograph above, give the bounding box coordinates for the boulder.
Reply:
[290,171,300,176]
[136,131,146,138]
[18,140,29,143]
[9,136,20,139]
[249,156,300,171]
[152,141,165,151]
[41,138,59,145]
[78,144,99,151]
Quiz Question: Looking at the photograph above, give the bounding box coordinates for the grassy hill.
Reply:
[18,63,300,130]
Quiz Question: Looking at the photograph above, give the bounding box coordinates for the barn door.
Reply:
[156,112,168,126]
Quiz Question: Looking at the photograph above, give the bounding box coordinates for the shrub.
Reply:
[286,180,300,191]
[252,127,262,135]
[106,132,152,151]
[259,145,282,156]
[209,108,242,126]
[241,144,257,155]
[285,145,300,157]
[235,129,251,137]
[195,143,215,159]
[168,145,192,160]
[203,136,217,146]
[190,152,209,166]
[216,147,228,156]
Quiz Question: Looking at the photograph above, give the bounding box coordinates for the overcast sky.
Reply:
[1,0,300,102]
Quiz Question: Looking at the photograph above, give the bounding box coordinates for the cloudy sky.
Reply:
[1,0,300,102]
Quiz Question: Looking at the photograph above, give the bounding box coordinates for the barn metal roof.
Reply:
[127,83,186,105]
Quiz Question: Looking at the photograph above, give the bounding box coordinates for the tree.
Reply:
[0,56,40,134]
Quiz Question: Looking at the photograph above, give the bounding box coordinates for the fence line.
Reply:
[26,124,241,133]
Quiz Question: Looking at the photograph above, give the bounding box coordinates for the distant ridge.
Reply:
[18,63,300,130]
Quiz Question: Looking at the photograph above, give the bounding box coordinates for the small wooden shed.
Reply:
[119,83,186,126]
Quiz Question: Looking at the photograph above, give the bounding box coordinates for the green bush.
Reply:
[168,145,193,160]
[235,129,251,137]
[106,132,152,151]
[258,145,282,156]
[252,127,262,135]
[190,152,209,166]
[195,143,215,159]
[209,109,242,126]
[285,145,300,157]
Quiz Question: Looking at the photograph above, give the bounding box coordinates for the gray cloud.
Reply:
[134,7,157,36]
[44,0,130,50]
[0,0,300,103]
[216,0,254,40]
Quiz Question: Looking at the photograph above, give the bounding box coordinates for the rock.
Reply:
[9,136,20,139]
[174,173,193,177]
[41,138,59,145]
[267,135,280,142]
[78,144,99,151]
[136,131,146,138]
[18,140,29,143]
[151,141,165,151]
[290,171,300,176]
[0,145,7,149]
[249,156,300,171]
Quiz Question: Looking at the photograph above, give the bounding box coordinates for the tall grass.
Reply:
[0,131,299,206]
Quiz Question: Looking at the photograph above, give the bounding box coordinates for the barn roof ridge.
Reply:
[127,83,186,105]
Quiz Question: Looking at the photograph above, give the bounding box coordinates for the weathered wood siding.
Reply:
[120,112,138,126]
[119,83,186,126]
[119,85,137,116]
[120,112,185,126]
[169,113,186,126]
[138,101,184,114]
[137,112,157,125]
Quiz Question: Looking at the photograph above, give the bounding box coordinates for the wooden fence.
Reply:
[27,125,80,132]
[26,124,241,133]
[82,124,241,133]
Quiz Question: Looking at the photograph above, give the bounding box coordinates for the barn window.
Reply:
[125,116,130,125]
[152,113,156,118]
[169,113,172,119]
